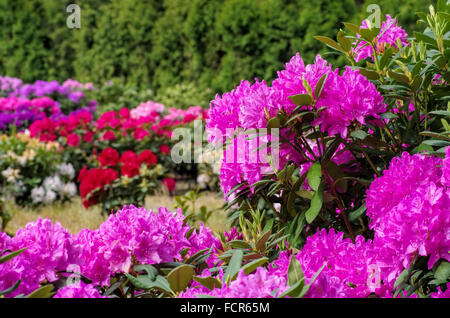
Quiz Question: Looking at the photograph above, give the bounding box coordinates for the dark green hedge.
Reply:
[0,0,432,95]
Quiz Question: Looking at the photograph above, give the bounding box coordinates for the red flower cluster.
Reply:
[29,110,93,142]
[78,167,118,209]
[163,177,176,194]
[79,148,161,208]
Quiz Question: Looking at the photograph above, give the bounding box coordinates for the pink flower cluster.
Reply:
[54,282,105,298]
[182,150,449,299]
[268,229,384,298]
[366,150,450,287]
[0,219,75,297]
[353,14,409,62]
[0,206,217,297]
[0,96,61,117]
[180,267,288,298]
[130,101,165,119]
[206,52,385,198]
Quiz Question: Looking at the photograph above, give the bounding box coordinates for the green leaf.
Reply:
[287,257,304,286]
[435,261,450,281]
[337,30,352,52]
[167,265,195,293]
[266,117,280,131]
[124,273,154,289]
[0,279,21,296]
[348,205,367,222]
[302,77,313,98]
[343,22,362,35]
[228,240,252,250]
[193,276,222,291]
[278,277,305,298]
[288,94,312,107]
[26,284,54,298]
[134,264,158,280]
[429,111,450,116]
[239,257,269,278]
[299,264,326,298]
[255,230,272,252]
[351,130,369,140]
[307,162,322,191]
[388,70,410,85]
[185,227,195,239]
[224,249,244,283]
[423,140,450,147]
[325,161,347,193]
[313,36,345,53]
[314,73,329,99]
[305,184,323,224]
[358,68,380,80]
[414,142,434,154]
[0,247,27,264]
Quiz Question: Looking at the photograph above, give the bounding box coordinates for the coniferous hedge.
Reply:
[0,0,432,94]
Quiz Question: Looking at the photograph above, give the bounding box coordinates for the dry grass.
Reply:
[4,191,228,235]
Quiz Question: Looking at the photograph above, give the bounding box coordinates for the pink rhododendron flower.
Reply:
[353,14,408,62]
[54,282,106,298]
[366,151,450,288]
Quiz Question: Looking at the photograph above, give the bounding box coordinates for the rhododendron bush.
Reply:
[0,133,77,211]
[0,6,449,299]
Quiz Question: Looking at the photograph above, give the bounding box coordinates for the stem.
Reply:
[323,169,355,241]
[359,145,381,177]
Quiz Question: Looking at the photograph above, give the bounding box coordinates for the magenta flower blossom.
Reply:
[180,267,288,298]
[315,66,386,138]
[73,206,189,285]
[54,282,106,298]
[219,132,273,197]
[268,229,381,298]
[430,283,450,298]
[353,14,409,62]
[0,219,74,297]
[366,151,450,287]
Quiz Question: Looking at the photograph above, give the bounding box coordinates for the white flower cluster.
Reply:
[196,173,212,189]
[31,163,77,204]
[198,148,222,175]
[2,167,20,183]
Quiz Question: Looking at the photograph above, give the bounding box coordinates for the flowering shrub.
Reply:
[0,76,97,115]
[202,6,450,298]
[0,133,77,207]
[78,148,168,212]
[0,97,61,133]
[0,5,449,300]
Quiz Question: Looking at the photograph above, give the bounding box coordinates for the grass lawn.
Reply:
[3,191,228,235]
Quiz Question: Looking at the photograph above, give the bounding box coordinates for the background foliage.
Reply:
[0,0,432,95]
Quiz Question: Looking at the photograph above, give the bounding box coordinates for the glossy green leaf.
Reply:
[288,94,312,107]
[193,276,222,291]
[224,249,243,283]
[228,240,252,250]
[0,248,27,265]
[239,257,269,278]
[307,162,322,191]
[287,257,304,286]
[255,230,272,252]
[26,284,54,298]
[314,36,345,53]
[305,184,323,224]
[167,265,195,293]
[435,261,450,281]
